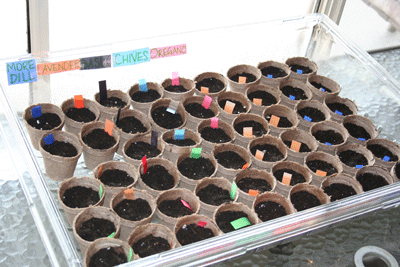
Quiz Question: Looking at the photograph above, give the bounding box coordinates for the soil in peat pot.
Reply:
[250,144,284,162]
[313,130,344,145]
[151,107,183,129]
[310,82,332,93]
[184,103,215,119]
[273,168,306,186]
[178,157,215,180]
[343,123,371,140]
[100,97,126,108]
[98,169,135,187]
[280,86,308,100]
[125,141,161,160]
[247,90,278,106]
[82,129,116,149]
[337,150,368,167]
[306,160,338,176]
[200,127,232,143]
[62,186,100,208]
[27,113,62,130]
[43,141,78,157]
[165,138,196,147]
[116,117,147,134]
[283,140,311,152]
[196,184,232,206]
[176,224,215,246]
[113,199,152,221]
[141,165,175,191]
[289,64,312,74]
[215,151,246,169]
[164,85,188,93]
[254,201,287,222]
[66,107,96,123]
[132,234,171,258]
[326,102,353,116]
[265,115,293,128]
[367,144,399,162]
[236,177,272,193]
[230,72,257,83]
[260,66,288,78]
[218,99,247,114]
[357,173,389,192]
[158,197,194,217]
[323,183,357,201]
[130,90,161,103]
[290,191,321,211]
[196,77,225,93]
[215,211,252,233]
[88,246,127,267]
[234,121,268,137]
[77,218,116,241]
[297,107,326,122]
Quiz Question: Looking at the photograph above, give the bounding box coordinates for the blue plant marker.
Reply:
[43,134,55,145]
[320,87,326,92]
[296,69,303,74]
[383,156,390,162]
[358,138,366,141]
[267,74,273,79]
[335,110,343,116]
[304,115,312,122]
[175,129,185,140]
[289,95,295,100]
[139,79,148,92]
[325,142,332,146]
[356,165,363,169]
[31,106,42,118]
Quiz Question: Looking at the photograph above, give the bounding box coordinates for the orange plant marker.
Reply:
[224,101,235,114]
[242,163,249,169]
[290,140,302,152]
[201,86,209,94]
[248,189,258,196]
[255,150,264,160]
[74,95,84,109]
[316,170,327,177]
[124,189,134,200]
[282,172,292,185]
[238,76,247,84]
[97,165,103,177]
[269,115,280,127]
[243,127,253,138]
[253,98,262,106]
[105,119,114,136]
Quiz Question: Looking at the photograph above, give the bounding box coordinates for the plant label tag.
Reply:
[99,80,107,104]
[248,189,258,196]
[202,95,212,109]
[172,72,179,86]
[6,59,37,85]
[124,188,134,200]
[107,232,116,238]
[255,149,265,160]
[201,86,209,94]
[230,217,251,230]
[105,119,114,136]
[175,129,185,140]
[167,100,179,114]
[128,247,133,262]
[296,69,303,74]
[316,170,327,177]
[383,156,390,162]
[142,156,147,174]
[98,165,103,177]
[290,140,302,152]
[243,127,253,138]
[230,181,237,199]
[151,131,158,147]
[358,138,366,141]
[320,87,325,92]
[238,76,247,84]
[197,221,207,227]
[99,184,103,198]
[289,95,296,100]
[267,74,273,79]
[139,79,148,92]
[31,106,42,118]
[211,117,219,129]
[191,147,202,159]
[325,142,332,146]
[43,134,55,145]
[269,115,280,127]
[224,100,235,114]
[242,162,249,169]
[181,199,192,210]
[74,95,84,109]
[282,172,292,185]
[115,108,121,125]
[356,165,363,169]
[304,115,312,122]
[253,98,262,106]
[335,110,343,116]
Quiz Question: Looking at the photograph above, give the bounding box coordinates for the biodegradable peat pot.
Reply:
[137,158,180,199]
[94,89,131,122]
[310,120,349,155]
[149,98,187,133]
[161,77,195,101]
[183,96,220,130]
[93,161,138,207]
[366,139,400,170]
[355,165,394,192]
[226,64,261,93]
[161,128,201,163]
[342,115,378,146]
[110,188,156,242]
[195,177,239,219]
[272,161,312,198]
[253,192,296,223]
[213,202,259,233]
[58,176,105,226]
[115,109,151,155]
[79,121,120,170]
[128,81,164,115]
[61,98,100,137]
[336,143,375,176]
[174,214,221,246]
[307,74,341,103]
[323,95,358,123]
[156,188,200,230]
[246,84,281,116]
[197,118,235,154]
[280,128,318,164]
[213,143,252,182]
[278,79,313,109]
[248,135,287,172]
[390,161,400,182]
[234,168,276,208]
[305,151,343,187]
[263,104,299,137]
[285,57,318,82]
[294,100,331,132]
[127,223,178,258]
[84,237,137,267]
[193,72,228,100]
[321,174,364,202]
[23,103,65,150]
[257,60,290,88]
[217,91,252,124]
[73,206,121,255]
[176,151,218,191]
[232,113,269,148]
[289,183,330,212]
[122,133,164,169]
[39,131,83,181]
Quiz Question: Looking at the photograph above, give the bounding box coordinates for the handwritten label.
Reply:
[267,74,273,79]
[74,95,84,109]
[191,147,202,159]
[269,115,280,127]
[142,156,147,174]
[289,95,296,100]
[282,172,292,185]
[230,181,237,199]
[124,188,134,200]
[201,87,209,94]
[238,76,247,84]
[255,149,265,160]
[99,184,103,198]
[202,95,212,109]
[181,199,192,210]
[253,98,262,106]
[172,72,179,86]
[224,101,235,114]
[211,117,219,129]
[304,115,312,122]
[43,134,55,145]
[290,140,301,152]
[150,44,187,59]
[243,127,253,138]
[105,119,114,136]
[242,163,249,169]
[197,221,207,227]
[175,129,185,140]
[383,156,390,162]
[335,110,343,116]
[151,131,158,147]
[6,59,37,85]
[31,106,42,118]
[112,47,150,67]
[230,217,251,230]
[248,189,258,196]
[296,69,303,74]
[139,79,148,92]
[37,59,81,75]
[316,170,327,177]
[80,55,111,70]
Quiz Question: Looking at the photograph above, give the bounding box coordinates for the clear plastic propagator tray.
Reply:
[1,13,400,267]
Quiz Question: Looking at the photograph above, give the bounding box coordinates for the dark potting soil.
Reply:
[184,103,215,118]
[215,211,251,233]
[313,130,344,145]
[158,197,194,218]
[357,173,389,192]
[164,85,188,93]
[236,177,271,193]
[99,169,135,187]
[338,150,368,167]
[88,246,127,267]
[219,99,247,114]
[43,141,78,157]
[265,114,293,128]
[130,89,161,103]
[343,123,371,140]
[250,144,284,162]
[367,144,398,162]
[141,165,175,191]
[132,234,171,258]
[273,168,306,186]
[113,199,152,221]
[323,183,357,201]
[62,186,100,208]
[125,141,161,160]
[100,96,127,108]
[176,223,215,246]
[77,218,116,241]
[116,116,147,134]
[66,107,96,123]
[196,77,225,93]
[230,72,257,83]
[215,151,246,169]
[200,127,232,143]
[178,157,215,180]
[165,138,196,147]
[260,66,288,78]
[234,121,268,137]
[196,184,232,206]
[151,106,183,129]
[395,162,400,179]
[310,82,332,93]
[289,64,312,74]
[290,191,321,211]
[247,90,277,106]
[326,102,353,116]
[283,140,311,153]
[306,160,338,176]
[254,201,287,222]
[27,113,62,130]
[280,86,308,100]
[82,129,116,149]
[297,107,326,122]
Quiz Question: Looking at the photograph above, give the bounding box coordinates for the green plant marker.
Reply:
[191,147,202,159]
[230,181,237,200]
[230,217,251,230]
[99,185,103,198]
[107,231,115,238]
[127,247,133,262]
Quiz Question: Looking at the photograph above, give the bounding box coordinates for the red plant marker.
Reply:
[142,156,147,174]
[181,199,192,210]
[74,95,84,109]
[197,221,207,227]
